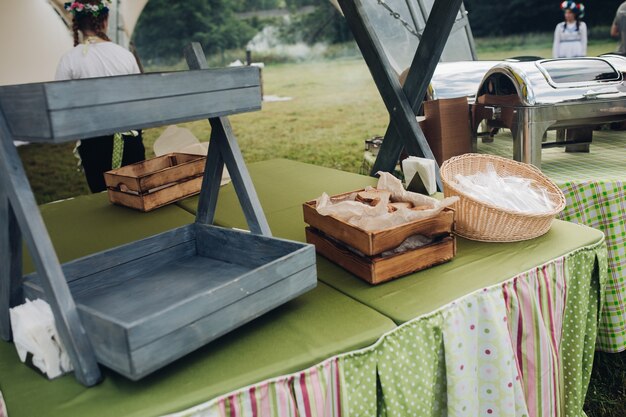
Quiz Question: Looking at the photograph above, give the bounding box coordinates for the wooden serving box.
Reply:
[105,153,206,212]
[303,189,456,284]
[302,190,455,256]
[22,224,316,380]
[306,227,455,284]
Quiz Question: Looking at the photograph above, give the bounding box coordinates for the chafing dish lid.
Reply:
[538,58,621,87]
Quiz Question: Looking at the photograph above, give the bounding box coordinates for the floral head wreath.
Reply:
[560,1,585,18]
[64,0,111,18]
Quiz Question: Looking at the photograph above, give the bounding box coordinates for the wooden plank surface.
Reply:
[0,83,51,140]
[139,154,206,191]
[0,67,262,142]
[49,87,261,142]
[195,223,314,269]
[129,266,317,380]
[44,68,261,110]
[22,226,196,288]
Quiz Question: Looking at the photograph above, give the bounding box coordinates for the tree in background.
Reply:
[280,2,351,44]
[133,0,256,64]
[465,0,618,36]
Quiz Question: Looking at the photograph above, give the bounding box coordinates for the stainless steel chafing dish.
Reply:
[472,57,626,167]
[427,61,500,103]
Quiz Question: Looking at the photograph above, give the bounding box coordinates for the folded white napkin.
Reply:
[10,299,73,379]
[402,156,437,195]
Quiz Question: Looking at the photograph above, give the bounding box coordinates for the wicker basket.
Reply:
[440,154,566,242]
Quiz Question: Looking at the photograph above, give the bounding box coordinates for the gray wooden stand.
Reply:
[0,44,315,386]
[184,43,271,236]
[337,0,465,191]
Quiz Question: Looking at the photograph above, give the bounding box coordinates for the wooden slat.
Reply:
[374,0,463,184]
[23,226,196,286]
[129,266,317,380]
[306,228,374,281]
[338,0,462,191]
[185,44,227,226]
[44,67,261,110]
[195,223,314,269]
[213,117,273,236]
[194,133,224,225]
[107,175,204,212]
[0,195,23,341]
[306,227,455,284]
[0,67,262,142]
[184,42,272,236]
[0,83,51,140]
[0,115,101,386]
[48,87,261,142]
[139,155,205,191]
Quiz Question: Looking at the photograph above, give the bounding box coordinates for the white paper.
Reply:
[10,299,73,379]
[315,172,458,231]
[153,125,231,186]
[402,156,437,195]
[452,163,559,214]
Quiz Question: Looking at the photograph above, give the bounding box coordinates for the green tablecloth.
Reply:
[0,159,608,417]
[0,283,394,417]
[3,188,395,417]
[167,160,608,417]
[198,159,605,323]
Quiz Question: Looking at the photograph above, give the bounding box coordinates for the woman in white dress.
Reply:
[56,0,145,193]
[553,1,587,58]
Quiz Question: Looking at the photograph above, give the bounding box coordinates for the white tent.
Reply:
[0,0,148,86]
[329,0,476,74]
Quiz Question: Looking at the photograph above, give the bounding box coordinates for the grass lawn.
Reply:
[18,58,390,205]
[14,37,626,417]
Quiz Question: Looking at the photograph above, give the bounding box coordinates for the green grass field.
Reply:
[15,36,626,417]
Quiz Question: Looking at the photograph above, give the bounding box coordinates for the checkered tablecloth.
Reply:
[479,130,626,352]
[557,181,625,352]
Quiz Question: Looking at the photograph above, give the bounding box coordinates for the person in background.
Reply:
[611,2,626,54]
[56,0,145,193]
[552,1,587,58]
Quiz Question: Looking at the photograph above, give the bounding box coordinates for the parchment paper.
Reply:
[315,172,458,231]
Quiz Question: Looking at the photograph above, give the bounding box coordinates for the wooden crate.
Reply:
[105,153,206,212]
[306,227,455,285]
[302,190,454,256]
[22,224,316,380]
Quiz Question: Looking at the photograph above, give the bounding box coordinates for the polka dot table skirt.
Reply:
[558,180,625,353]
[165,240,607,417]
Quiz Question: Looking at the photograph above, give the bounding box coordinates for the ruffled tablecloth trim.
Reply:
[163,238,607,417]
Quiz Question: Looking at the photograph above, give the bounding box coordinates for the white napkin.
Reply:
[402,156,437,195]
[153,125,231,186]
[10,299,73,379]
